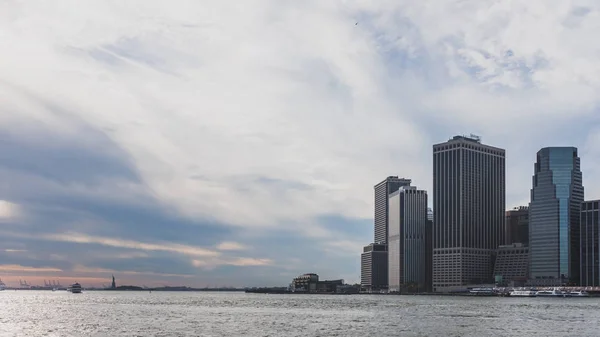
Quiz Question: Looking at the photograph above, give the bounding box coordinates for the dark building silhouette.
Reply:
[505,206,529,245]
[580,200,599,286]
[529,147,584,285]
[360,243,388,292]
[425,208,433,292]
[111,275,116,289]
[433,135,505,290]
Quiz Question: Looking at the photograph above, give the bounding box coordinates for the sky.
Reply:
[0,0,599,288]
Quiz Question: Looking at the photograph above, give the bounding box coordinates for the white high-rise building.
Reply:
[388,185,428,292]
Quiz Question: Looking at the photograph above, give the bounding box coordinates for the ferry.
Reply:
[569,290,590,297]
[0,279,5,291]
[536,288,571,297]
[67,283,82,294]
[509,289,537,297]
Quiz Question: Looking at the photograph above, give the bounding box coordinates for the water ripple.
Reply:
[1,291,599,336]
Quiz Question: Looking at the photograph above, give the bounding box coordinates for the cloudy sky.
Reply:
[0,0,599,287]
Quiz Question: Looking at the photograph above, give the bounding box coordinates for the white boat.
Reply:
[0,279,5,291]
[570,290,590,297]
[536,288,571,297]
[509,289,537,297]
[469,287,496,296]
[67,283,82,293]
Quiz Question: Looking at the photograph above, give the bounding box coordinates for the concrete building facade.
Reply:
[388,186,428,292]
[581,200,600,286]
[529,147,584,285]
[432,135,506,291]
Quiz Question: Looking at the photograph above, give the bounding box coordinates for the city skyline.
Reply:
[1,1,600,287]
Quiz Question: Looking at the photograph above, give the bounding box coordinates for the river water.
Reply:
[1,291,599,336]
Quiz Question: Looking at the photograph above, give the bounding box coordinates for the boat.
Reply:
[509,289,537,297]
[0,279,5,291]
[570,290,590,297]
[469,287,496,296]
[536,288,571,297]
[67,283,82,293]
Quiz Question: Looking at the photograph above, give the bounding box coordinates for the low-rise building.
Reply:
[493,243,529,286]
[291,273,345,293]
[360,243,388,293]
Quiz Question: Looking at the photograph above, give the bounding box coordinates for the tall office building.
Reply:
[388,186,428,292]
[505,206,529,245]
[529,147,584,285]
[433,135,505,291]
[360,243,388,292]
[580,200,599,286]
[374,176,412,244]
[425,208,433,292]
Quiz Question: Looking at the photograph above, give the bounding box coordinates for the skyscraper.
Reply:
[388,186,428,292]
[581,200,599,286]
[529,147,584,285]
[432,135,505,291]
[374,176,412,244]
[425,207,433,292]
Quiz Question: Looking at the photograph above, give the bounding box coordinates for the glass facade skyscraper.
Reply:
[529,147,584,285]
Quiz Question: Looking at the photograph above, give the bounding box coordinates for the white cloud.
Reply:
[4,249,27,253]
[0,200,20,220]
[216,242,247,251]
[0,264,62,273]
[42,232,220,257]
[0,0,599,249]
[191,257,273,270]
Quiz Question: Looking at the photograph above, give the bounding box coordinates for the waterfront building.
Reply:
[581,200,600,286]
[529,147,584,285]
[388,186,428,292]
[493,243,529,286]
[360,243,388,292]
[432,135,506,291]
[291,273,344,293]
[374,176,413,244]
[505,206,529,245]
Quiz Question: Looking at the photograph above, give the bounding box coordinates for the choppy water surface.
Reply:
[1,291,599,336]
